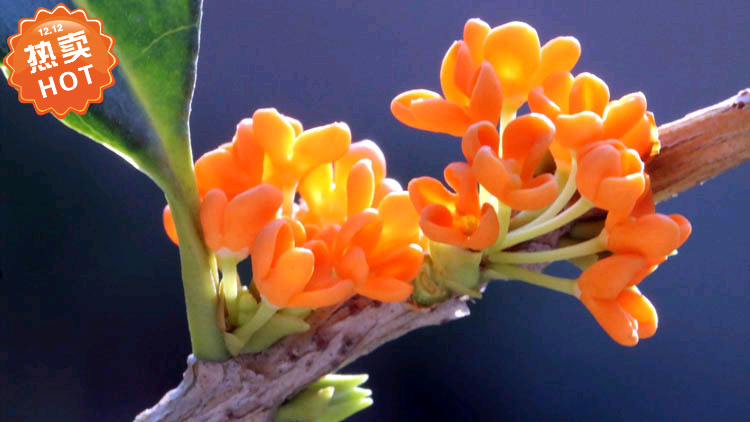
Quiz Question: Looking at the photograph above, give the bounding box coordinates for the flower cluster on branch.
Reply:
[162,18,691,352]
[392,18,690,346]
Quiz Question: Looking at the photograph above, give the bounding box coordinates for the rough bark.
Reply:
[648,88,750,202]
[135,89,750,422]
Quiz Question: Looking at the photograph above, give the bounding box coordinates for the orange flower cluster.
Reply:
[164,108,424,309]
[577,183,691,345]
[392,18,692,346]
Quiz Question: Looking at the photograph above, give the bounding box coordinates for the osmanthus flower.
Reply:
[576,139,647,215]
[391,18,581,136]
[199,186,283,260]
[237,108,352,215]
[252,218,356,309]
[296,140,391,228]
[573,206,690,346]
[470,114,559,210]
[528,72,660,165]
[409,162,499,250]
[575,258,659,346]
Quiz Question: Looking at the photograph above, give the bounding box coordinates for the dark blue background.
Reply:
[2,1,749,420]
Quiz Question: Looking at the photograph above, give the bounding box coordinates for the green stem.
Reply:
[489,233,606,264]
[520,158,578,234]
[508,209,543,230]
[218,257,241,327]
[500,197,593,249]
[165,188,228,361]
[485,264,577,296]
[487,201,512,254]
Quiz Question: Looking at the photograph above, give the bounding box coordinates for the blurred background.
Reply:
[2,0,749,420]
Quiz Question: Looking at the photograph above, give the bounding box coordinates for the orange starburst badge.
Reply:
[3,3,118,118]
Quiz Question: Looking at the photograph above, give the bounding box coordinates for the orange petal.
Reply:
[465,203,500,250]
[409,97,473,136]
[579,293,639,346]
[355,276,414,303]
[195,148,253,199]
[408,176,457,212]
[373,178,403,207]
[335,210,383,257]
[440,42,469,105]
[527,86,561,120]
[347,159,376,217]
[252,108,296,166]
[463,18,491,66]
[287,280,355,308]
[223,184,283,252]
[299,163,334,216]
[502,174,558,210]
[419,204,470,247]
[577,140,645,212]
[597,172,646,214]
[462,121,500,163]
[619,115,654,160]
[645,112,661,159]
[531,36,581,87]
[303,239,335,289]
[501,113,555,181]
[484,21,541,101]
[444,162,480,216]
[602,92,647,139]
[200,189,229,251]
[453,42,477,97]
[607,213,682,259]
[334,140,386,190]
[162,206,179,245]
[370,244,424,282]
[554,111,604,151]
[473,145,520,198]
[467,62,503,124]
[336,247,369,284]
[259,247,315,307]
[391,89,444,131]
[578,254,649,299]
[569,73,609,116]
[604,175,655,231]
[251,219,296,279]
[617,287,658,339]
[669,214,692,248]
[540,71,574,113]
[284,115,304,137]
[291,122,351,177]
[376,192,421,255]
[232,118,265,186]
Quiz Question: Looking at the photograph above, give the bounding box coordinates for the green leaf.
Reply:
[1,0,199,191]
[1,0,228,360]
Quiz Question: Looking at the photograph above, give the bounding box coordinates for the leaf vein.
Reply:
[136,23,197,60]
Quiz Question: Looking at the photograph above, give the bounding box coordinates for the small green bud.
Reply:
[276,374,372,422]
[428,240,483,297]
[411,257,450,306]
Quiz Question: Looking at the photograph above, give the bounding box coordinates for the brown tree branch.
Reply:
[648,88,750,202]
[135,89,750,422]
